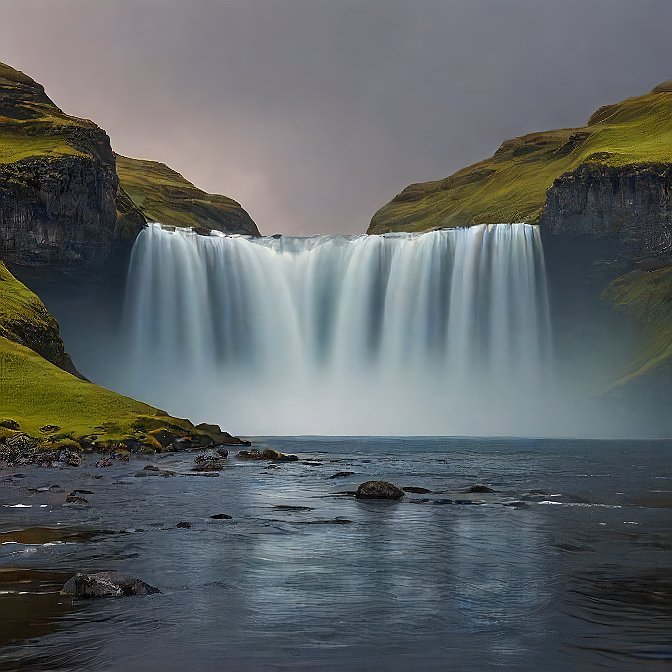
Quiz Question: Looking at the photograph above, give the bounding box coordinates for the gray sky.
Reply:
[2,0,670,235]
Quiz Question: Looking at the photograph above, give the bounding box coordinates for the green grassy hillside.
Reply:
[0,256,239,452]
[0,62,111,164]
[0,62,258,237]
[603,265,672,384]
[369,81,672,234]
[116,155,259,236]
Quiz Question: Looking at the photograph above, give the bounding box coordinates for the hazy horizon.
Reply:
[2,0,670,235]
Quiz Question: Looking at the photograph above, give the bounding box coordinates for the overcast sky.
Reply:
[2,0,670,235]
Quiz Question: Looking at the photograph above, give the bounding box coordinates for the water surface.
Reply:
[1,437,670,671]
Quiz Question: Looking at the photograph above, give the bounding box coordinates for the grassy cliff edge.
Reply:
[368,82,672,234]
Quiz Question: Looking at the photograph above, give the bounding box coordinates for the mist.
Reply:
[41,225,670,440]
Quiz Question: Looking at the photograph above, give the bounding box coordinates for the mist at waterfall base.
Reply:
[76,221,625,438]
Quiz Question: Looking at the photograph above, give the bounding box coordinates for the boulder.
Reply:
[467,484,495,493]
[176,521,192,528]
[210,513,233,520]
[237,448,299,462]
[193,451,227,471]
[330,471,355,479]
[356,481,405,500]
[61,572,160,599]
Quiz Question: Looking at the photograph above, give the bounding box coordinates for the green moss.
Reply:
[369,85,672,233]
[0,335,174,440]
[603,265,672,383]
[115,154,258,235]
[0,260,60,352]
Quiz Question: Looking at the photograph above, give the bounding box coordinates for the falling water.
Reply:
[121,223,552,435]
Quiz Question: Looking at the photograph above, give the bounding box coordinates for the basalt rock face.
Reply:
[0,154,138,276]
[0,61,257,284]
[540,163,672,261]
[0,63,143,280]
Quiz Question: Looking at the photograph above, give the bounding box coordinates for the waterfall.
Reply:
[121,223,552,435]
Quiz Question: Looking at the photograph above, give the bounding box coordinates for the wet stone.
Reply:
[356,481,405,500]
[61,572,160,599]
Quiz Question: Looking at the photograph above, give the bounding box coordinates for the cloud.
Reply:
[2,0,670,234]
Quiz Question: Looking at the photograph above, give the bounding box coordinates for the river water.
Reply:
[1,437,670,671]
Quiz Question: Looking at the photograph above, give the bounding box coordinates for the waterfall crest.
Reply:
[122,223,551,435]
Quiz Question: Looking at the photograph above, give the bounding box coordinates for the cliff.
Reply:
[116,155,259,236]
[0,62,258,279]
[540,163,671,259]
[368,81,672,391]
[0,62,130,276]
[368,81,672,238]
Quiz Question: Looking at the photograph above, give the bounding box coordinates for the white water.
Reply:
[121,223,552,435]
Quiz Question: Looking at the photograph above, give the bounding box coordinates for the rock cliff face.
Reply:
[0,154,131,274]
[0,62,258,281]
[0,63,140,278]
[540,163,671,260]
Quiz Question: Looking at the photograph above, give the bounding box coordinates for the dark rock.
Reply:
[193,451,227,471]
[210,513,233,520]
[355,481,405,500]
[273,505,313,512]
[116,452,130,462]
[148,428,183,448]
[299,518,352,525]
[0,419,20,430]
[39,424,60,434]
[143,464,160,471]
[237,448,298,462]
[70,489,93,495]
[65,495,88,504]
[169,436,211,452]
[61,572,160,599]
[215,446,229,458]
[403,486,433,494]
[58,448,81,467]
[540,163,672,260]
[466,484,496,494]
[96,458,113,468]
[330,471,355,479]
[176,521,192,529]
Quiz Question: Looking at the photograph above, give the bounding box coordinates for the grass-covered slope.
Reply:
[369,81,672,234]
[116,155,259,236]
[0,61,258,249]
[603,265,672,384]
[0,262,243,451]
[0,260,76,372]
[0,62,112,165]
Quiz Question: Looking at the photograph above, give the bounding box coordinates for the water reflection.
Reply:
[0,437,669,671]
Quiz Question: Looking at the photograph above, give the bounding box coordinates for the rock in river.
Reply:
[61,572,160,599]
[356,481,405,500]
[237,448,299,462]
